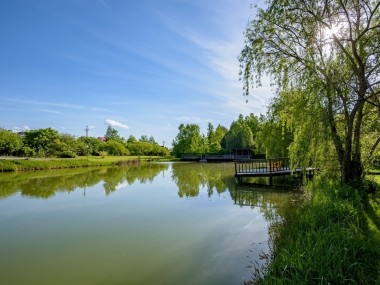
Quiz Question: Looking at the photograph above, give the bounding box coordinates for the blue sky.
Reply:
[0,0,271,146]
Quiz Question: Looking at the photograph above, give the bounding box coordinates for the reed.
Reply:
[247,178,380,284]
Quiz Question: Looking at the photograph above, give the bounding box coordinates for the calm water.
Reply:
[0,162,303,285]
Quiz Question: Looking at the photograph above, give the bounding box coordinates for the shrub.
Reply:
[57,151,76,158]
[17,146,36,157]
[99,151,108,158]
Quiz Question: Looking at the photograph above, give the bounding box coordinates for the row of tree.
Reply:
[172,104,379,179]
[171,113,292,158]
[0,126,169,157]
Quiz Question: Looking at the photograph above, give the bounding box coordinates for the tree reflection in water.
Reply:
[170,162,306,277]
[0,162,305,226]
[0,161,305,280]
[171,162,236,198]
[0,163,169,199]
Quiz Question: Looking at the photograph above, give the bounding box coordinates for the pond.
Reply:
[0,162,304,285]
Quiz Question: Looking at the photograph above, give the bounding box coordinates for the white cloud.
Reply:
[13,126,30,132]
[105,119,129,129]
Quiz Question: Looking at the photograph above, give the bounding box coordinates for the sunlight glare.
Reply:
[325,24,339,38]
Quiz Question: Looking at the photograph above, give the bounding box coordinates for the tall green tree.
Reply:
[127,135,137,143]
[77,136,102,155]
[126,141,168,156]
[100,140,129,156]
[105,126,121,141]
[0,129,23,155]
[240,0,380,183]
[214,124,228,151]
[256,109,293,159]
[139,135,149,142]
[225,115,254,151]
[148,136,157,144]
[207,123,228,153]
[23,128,60,156]
[172,124,206,157]
[58,133,78,152]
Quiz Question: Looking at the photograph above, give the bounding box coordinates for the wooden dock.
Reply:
[234,158,315,185]
[181,154,251,162]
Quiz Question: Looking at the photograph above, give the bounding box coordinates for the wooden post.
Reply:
[269,158,273,186]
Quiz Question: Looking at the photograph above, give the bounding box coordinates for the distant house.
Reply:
[15,131,27,138]
[98,136,107,142]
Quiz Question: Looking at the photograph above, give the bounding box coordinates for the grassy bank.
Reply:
[0,156,175,172]
[248,177,380,284]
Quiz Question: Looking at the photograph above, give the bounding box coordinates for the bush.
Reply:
[17,146,35,157]
[99,151,108,158]
[57,151,76,158]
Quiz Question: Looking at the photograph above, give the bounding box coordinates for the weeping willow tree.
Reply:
[240,0,380,183]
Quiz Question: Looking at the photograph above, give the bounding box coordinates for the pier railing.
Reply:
[234,158,316,185]
[234,157,290,175]
[204,154,251,160]
[181,154,252,161]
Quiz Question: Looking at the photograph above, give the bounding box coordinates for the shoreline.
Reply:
[0,156,175,172]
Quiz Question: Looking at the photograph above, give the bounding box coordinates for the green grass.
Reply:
[365,175,380,243]
[247,177,380,284]
[0,155,175,172]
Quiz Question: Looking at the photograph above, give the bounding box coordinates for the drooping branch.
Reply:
[368,136,380,159]
[240,0,380,182]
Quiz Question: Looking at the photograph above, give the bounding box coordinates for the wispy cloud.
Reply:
[175,116,212,124]
[6,99,109,112]
[105,119,129,129]
[157,1,249,84]
[39,109,62,114]
[153,1,271,118]
[97,0,112,9]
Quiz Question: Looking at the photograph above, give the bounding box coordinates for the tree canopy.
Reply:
[0,129,23,156]
[240,0,380,183]
[172,124,206,157]
[225,115,255,151]
[105,126,122,141]
[0,127,168,158]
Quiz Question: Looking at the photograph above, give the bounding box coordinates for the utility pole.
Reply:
[85,125,90,160]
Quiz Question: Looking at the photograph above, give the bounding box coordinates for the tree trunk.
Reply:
[341,100,365,183]
[326,87,365,183]
[341,159,363,183]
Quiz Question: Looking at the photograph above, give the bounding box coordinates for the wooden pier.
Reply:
[181,154,251,162]
[234,158,315,185]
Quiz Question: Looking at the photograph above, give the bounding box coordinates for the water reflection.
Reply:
[0,162,304,234]
[0,162,305,285]
[171,162,236,198]
[230,186,306,230]
[0,163,304,211]
[0,163,169,199]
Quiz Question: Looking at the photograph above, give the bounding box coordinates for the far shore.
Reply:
[0,155,176,172]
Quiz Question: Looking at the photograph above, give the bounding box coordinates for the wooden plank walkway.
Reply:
[234,158,315,185]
